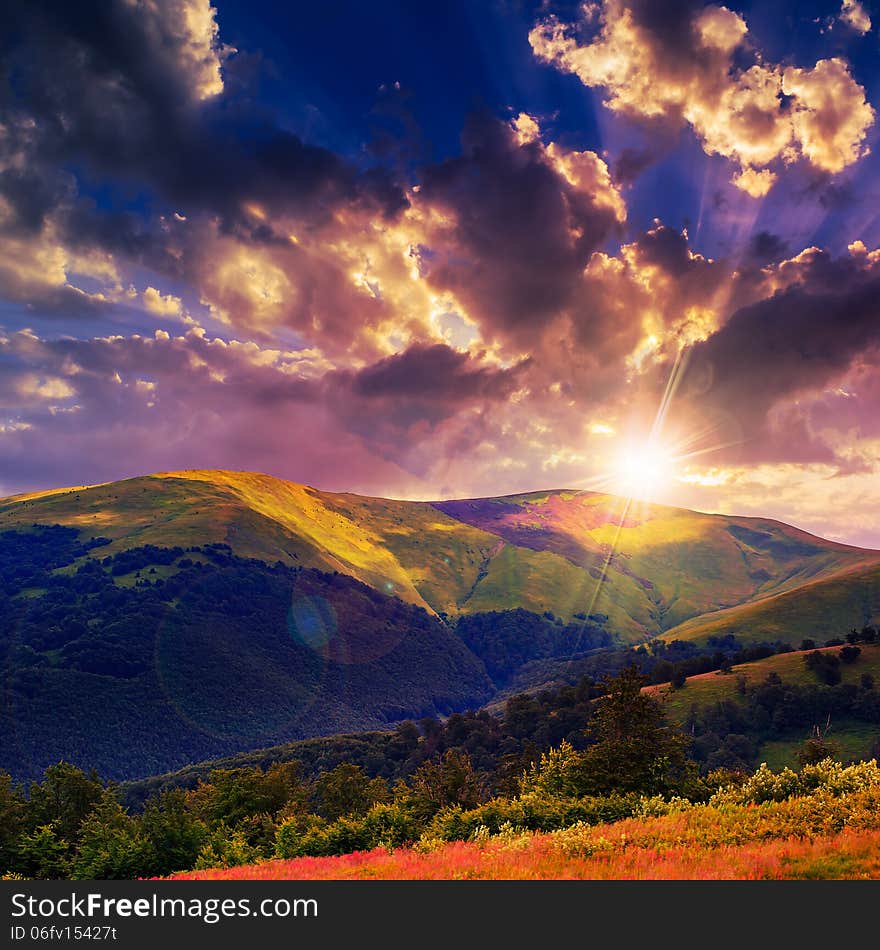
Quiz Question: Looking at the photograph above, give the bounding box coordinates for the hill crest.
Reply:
[2,468,878,642]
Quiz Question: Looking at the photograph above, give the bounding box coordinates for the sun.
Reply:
[613,441,675,500]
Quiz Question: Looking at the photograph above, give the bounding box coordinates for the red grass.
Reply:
[168,827,880,881]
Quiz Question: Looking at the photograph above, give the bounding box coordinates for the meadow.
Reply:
[170,760,880,880]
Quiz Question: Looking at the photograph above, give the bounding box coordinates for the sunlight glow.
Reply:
[613,441,675,500]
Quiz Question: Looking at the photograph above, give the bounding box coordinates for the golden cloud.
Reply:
[530,1,875,193]
[839,0,872,35]
[143,286,183,317]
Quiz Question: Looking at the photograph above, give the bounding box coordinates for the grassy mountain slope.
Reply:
[649,643,880,714]
[659,561,880,647]
[2,470,877,645]
[649,643,880,766]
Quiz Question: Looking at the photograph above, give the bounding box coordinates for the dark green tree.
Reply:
[16,823,72,879]
[26,762,104,843]
[71,791,154,880]
[189,763,308,827]
[580,666,692,796]
[140,789,208,877]
[313,763,387,821]
[406,750,483,819]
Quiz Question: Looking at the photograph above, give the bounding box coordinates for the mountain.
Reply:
[3,469,877,640]
[1,469,878,782]
[0,530,494,783]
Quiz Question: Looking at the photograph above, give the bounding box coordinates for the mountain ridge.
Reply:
[2,468,878,643]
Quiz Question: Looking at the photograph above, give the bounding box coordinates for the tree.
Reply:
[671,666,688,690]
[313,764,387,821]
[26,762,104,843]
[406,750,483,819]
[804,650,842,685]
[796,722,840,767]
[17,823,71,879]
[188,764,307,827]
[71,792,154,880]
[140,789,208,877]
[519,740,591,798]
[579,666,692,796]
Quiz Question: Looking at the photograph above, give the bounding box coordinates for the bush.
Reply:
[194,824,263,870]
[711,758,880,805]
[71,795,154,880]
[275,815,374,859]
[424,792,640,843]
[361,802,421,849]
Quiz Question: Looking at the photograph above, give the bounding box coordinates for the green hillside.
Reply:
[649,643,880,767]
[0,528,494,782]
[2,469,877,645]
[650,643,880,715]
[659,562,880,647]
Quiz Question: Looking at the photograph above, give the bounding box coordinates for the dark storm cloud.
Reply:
[746,231,790,264]
[0,0,406,242]
[318,342,531,472]
[349,342,528,402]
[625,0,705,56]
[416,113,624,346]
[683,261,880,462]
[629,223,699,275]
[324,342,529,436]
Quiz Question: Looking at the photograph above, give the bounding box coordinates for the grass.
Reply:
[164,830,880,879]
[660,561,880,647]
[646,643,880,766]
[758,721,880,771]
[461,543,647,637]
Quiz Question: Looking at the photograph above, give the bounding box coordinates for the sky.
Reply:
[1,0,879,547]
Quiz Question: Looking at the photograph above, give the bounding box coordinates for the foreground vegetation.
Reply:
[173,773,880,880]
[4,658,880,880]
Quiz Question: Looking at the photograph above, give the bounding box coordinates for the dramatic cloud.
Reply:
[0,328,529,496]
[839,0,872,34]
[677,242,880,464]
[413,112,625,349]
[0,0,407,308]
[530,1,875,195]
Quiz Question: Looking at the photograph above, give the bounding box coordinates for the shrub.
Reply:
[361,802,421,849]
[711,758,880,805]
[71,795,154,880]
[424,792,640,843]
[194,824,263,870]
[276,815,373,859]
